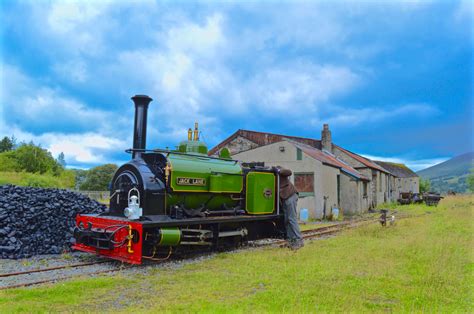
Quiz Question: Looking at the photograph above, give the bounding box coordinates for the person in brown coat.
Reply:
[277,167,304,250]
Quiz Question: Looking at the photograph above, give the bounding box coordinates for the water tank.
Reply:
[332,208,339,220]
[299,208,309,222]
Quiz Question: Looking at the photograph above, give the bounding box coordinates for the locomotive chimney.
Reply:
[131,95,153,159]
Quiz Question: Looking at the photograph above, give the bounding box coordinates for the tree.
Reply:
[14,142,60,174]
[73,169,88,190]
[57,152,66,168]
[0,136,15,152]
[0,151,20,171]
[419,178,431,193]
[80,164,118,191]
[467,169,474,193]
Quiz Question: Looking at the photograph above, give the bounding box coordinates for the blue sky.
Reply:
[0,0,472,171]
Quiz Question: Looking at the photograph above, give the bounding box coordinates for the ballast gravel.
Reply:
[0,185,107,259]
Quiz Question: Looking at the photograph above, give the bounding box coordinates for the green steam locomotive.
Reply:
[73,95,284,264]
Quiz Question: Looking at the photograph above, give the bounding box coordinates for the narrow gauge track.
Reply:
[0,259,131,291]
[257,217,378,248]
[0,260,109,278]
[0,265,132,290]
[0,213,412,290]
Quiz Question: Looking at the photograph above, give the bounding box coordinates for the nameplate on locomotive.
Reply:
[176,177,206,186]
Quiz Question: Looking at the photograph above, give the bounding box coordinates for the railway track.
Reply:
[257,217,378,248]
[0,213,414,290]
[0,260,109,278]
[0,259,131,290]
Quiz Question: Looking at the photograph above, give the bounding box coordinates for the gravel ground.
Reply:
[0,252,120,289]
[0,250,228,289]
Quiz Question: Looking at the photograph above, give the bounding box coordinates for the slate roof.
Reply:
[333,145,390,173]
[373,161,418,178]
[209,129,389,176]
[208,129,321,156]
[290,140,369,181]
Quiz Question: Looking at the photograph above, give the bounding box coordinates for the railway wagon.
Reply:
[73,95,285,264]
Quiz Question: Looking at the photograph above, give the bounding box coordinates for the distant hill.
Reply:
[417,152,474,194]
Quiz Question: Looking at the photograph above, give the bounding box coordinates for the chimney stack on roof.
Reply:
[321,124,332,152]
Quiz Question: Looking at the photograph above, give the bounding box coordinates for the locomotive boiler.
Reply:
[73,95,285,264]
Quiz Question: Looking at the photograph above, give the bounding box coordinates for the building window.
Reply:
[294,172,314,196]
[296,148,302,160]
[363,182,368,197]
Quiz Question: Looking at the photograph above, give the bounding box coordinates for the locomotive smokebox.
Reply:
[131,95,153,159]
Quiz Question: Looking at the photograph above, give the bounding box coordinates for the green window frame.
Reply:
[296,148,303,160]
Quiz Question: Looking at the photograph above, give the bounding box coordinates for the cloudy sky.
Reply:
[0,0,472,170]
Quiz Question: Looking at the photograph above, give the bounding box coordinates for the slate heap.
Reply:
[0,185,107,259]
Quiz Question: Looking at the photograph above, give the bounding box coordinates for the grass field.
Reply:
[0,195,472,313]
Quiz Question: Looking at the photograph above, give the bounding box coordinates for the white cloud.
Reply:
[166,14,225,58]
[2,2,459,168]
[107,13,237,136]
[318,103,440,127]
[53,59,88,83]
[1,64,119,133]
[0,121,126,165]
[44,133,125,164]
[453,0,473,23]
[248,64,360,115]
[43,1,114,56]
[0,63,127,166]
[361,154,449,172]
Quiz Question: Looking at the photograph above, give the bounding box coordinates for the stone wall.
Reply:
[339,174,362,215]
[222,136,259,155]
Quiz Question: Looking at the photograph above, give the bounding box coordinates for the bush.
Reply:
[0,152,20,172]
[420,178,431,193]
[14,143,60,174]
[24,175,56,188]
[0,142,64,175]
[80,164,118,191]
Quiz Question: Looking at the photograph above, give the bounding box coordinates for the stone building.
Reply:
[373,161,420,196]
[209,125,413,217]
[231,139,369,219]
[210,125,423,217]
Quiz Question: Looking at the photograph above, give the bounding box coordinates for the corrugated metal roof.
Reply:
[209,129,388,177]
[334,145,390,173]
[208,129,320,156]
[373,161,418,178]
[289,140,369,181]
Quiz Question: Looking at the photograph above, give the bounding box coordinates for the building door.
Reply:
[337,174,340,207]
[372,171,377,208]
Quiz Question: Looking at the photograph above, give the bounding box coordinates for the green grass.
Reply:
[1,195,472,313]
[0,171,75,189]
